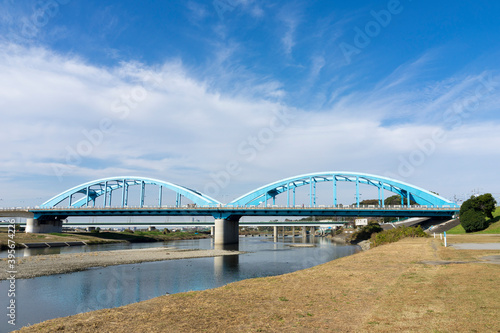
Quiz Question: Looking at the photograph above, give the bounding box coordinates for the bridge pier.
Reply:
[26,217,64,233]
[214,217,240,245]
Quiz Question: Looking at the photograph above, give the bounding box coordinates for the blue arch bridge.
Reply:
[1,172,459,245]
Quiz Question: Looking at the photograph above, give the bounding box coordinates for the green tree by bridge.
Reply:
[460,193,497,232]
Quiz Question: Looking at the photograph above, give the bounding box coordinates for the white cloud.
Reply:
[186,1,209,23]
[1,43,500,207]
[277,6,300,56]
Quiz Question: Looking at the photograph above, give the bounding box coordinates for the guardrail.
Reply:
[0,204,459,211]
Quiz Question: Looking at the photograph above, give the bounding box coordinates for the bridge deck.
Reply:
[0,206,459,219]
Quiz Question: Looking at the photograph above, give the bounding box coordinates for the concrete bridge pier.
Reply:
[302,226,307,238]
[214,216,240,245]
[273,226,278,242]
[26,216,64,233]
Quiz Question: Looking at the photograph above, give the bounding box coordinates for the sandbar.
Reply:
[0,247,243,280]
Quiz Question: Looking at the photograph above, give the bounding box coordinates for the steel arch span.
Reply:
[40,177,222,208]
[227,172,458,208]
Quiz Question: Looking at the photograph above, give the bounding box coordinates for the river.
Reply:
[0,236,359,332]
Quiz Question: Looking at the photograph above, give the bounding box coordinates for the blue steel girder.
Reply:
[227,172,458,208]
[29,207,458,220]
[41,177,222,208]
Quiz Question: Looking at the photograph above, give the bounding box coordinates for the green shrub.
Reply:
[460,194,497,219]
[370,225,428,247]
[123,228,134,233]
[460,209,488,233]
[349,223,383,243]
[459,194,496,232]
[333,227,343,236]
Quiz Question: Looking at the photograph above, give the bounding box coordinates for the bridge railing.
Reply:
[0,207,34,211]
[19,205,458,211]
[0,203,461,214]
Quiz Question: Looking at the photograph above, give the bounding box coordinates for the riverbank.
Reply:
[0,230,210,250]
[15,235,500,332]
[0,247,242,280]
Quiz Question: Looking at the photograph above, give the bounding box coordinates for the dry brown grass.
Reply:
[15,237,500,332]
[360,238,500,332]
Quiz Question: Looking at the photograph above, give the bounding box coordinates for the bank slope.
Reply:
[16,237,500,332]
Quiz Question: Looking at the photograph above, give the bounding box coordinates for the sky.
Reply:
[1,0,500,207]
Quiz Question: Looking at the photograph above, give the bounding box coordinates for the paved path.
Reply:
[426,218,461,233]
[451,243,500,250]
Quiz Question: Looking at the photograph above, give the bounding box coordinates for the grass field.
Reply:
[16,234,500,332]
[448,207,500,234]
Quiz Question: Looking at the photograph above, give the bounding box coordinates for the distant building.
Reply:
[355,218,368,226]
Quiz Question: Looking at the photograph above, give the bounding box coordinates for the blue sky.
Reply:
[1,0,500,207]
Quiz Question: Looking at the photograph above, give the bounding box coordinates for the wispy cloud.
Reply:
[1,42,500,205]
[186,1,209,23]
[277,6,300,56]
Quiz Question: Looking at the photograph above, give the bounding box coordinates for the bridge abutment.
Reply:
[26,217,64,233]
[214,217,240,245]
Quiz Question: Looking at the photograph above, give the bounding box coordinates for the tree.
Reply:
[359,199,379,205]
[460,194,497,219]
[349,222,383,243]
[474,193,497,219]
[459,197,476,216]
[384,195,417,206]
[460,209,488,233]
[459,193,497,232]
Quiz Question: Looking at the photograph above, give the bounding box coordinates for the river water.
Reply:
[1,236,359,332]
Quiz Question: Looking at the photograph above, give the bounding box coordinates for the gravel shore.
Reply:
[1,247,243,280]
